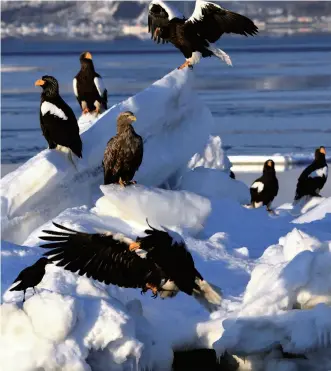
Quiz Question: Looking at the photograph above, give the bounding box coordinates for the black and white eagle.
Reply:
[294,146,328,202]
[103,111,143,186]
[249,159,279,212]
[148,0,258,69]
[73,51,108,115]
[35,75,83,161]
[9,258,51,302]
[39,222,222,312]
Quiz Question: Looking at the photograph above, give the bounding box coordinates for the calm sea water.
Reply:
[2,35,331,165]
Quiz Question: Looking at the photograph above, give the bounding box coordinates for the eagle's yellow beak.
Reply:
[35,79,45,86]
[320,147,326,155]
[130,114,137,122]
[267,160,273,167]
[84,52,92,60]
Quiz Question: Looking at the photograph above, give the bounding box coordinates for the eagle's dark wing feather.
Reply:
[39,223,158,288]
[148,3,171,44]
[103,136,120,184]
[185,2,258,43]
[137,225,201,295]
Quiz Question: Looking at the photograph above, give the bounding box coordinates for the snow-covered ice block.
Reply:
[177,167,249,204]
[188,136,232,172]
[213,228,331,359]
[1,68,217,244]
[96,184,211,236]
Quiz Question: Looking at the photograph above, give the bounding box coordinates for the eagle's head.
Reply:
[117,111,137,131]
[35,75,59,97]
[79,51,94,71]
[263,159,276,173]
[315,146,326,162]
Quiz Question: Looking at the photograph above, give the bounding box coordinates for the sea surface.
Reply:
[2,35,331,167]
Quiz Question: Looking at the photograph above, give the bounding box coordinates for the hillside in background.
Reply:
[2,1,331,39]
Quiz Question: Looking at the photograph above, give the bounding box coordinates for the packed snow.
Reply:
[1,66,331,371]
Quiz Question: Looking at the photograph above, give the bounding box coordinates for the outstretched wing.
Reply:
[185,0,258,43]
[148,0,184,43]
[39,222,156,288]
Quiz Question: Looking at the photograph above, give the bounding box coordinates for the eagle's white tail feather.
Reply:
[208,46,233,66]
[193,278,222,313]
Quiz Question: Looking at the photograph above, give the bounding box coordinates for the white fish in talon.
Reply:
[35,75,82,159]
[74,51,108,115]
[249,160,279,212]
[148,0,258,69]
[294,146,328,203]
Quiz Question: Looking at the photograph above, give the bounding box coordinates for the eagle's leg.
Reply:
[153,27,161,40]
[119,177,126,188]
[178,60,192,70]
[145,283,158,299]
[94,100,101,115]
[23,290,26,303]
[81,101,90,115]
[129,242,141,252]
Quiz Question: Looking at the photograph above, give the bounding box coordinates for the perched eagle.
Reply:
[73,51,108,115]
[148,0,258,69]
[294,146,328,202]
[35,75,83,161]
[9,258,51,302]
[39,222,222,312]
[103,111,143,186]
[249,159,279,212]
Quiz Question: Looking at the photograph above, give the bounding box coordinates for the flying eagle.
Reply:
[35,75,83,161]
[294,146,328,202]
[39,222,222,312]
[148,0,258,69]
[103,111,143,187]
[73,51,108,115]
[249,159,279,212]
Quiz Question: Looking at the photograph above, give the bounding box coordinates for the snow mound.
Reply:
[177,135,248,203]
[96,184,211,235]
[188,136,232,172]
[214,227,331,359]
[1,241,173,371]
[1,68,218,244]
[177,167,249,204]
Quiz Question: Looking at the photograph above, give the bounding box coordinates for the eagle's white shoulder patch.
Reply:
[309,166,328,178]
[251,181,264,193]
[187,0,221,23]
[41,101,68,120]
[73,78,78,97]
[93,77,106,98]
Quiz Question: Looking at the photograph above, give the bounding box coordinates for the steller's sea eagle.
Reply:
[73,51,108,115]
[9,258,52,302]
[103,111,143,187]
[39,222,222,312]
[294,146,328,202]
[249,159,279,212]
[35,75,83,162]
[148,0,258,69]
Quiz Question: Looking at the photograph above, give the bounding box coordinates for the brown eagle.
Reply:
[148,0,258,69]
[103,111,143,186]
